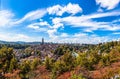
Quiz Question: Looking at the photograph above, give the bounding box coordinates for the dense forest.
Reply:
[0,41,120,79]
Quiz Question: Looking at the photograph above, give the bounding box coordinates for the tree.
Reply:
[9,57,17,72]
[98,53,110,68]
[19,60,31,78]
[54,46,64,55]
[109,49,120,63]
[76,53,88,67]
[0,46,16,73]
[31,58,41,70]
[45,56,53,70]
[53,52,75,74]
[70,73,86,79]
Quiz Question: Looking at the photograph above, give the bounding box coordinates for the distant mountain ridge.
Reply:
[0,40,41,45]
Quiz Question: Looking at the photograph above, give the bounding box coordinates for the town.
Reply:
[1,39,120,79]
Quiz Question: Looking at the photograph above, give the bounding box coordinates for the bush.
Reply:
[70,73,86,79]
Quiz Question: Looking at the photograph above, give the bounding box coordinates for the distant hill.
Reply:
[0,40,41,45]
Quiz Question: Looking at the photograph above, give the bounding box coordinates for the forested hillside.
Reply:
[0,41,120,79]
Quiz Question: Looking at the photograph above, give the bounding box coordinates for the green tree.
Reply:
[70,73,86,79]
[76,53,88,67]
[45,56,53,70]
[9,57,17,72]
[0,46,16,73]
[19,60,31,78]
[31,58,41,70]
[53,52,75,74]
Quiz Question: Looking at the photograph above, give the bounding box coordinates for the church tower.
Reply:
[42,38,44,45]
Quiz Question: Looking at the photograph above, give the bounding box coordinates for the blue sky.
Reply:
[0,0,120,43]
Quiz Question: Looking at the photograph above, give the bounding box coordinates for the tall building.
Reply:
[42,38,44,45]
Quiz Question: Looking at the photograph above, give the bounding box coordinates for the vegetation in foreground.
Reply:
[0,41,120,79]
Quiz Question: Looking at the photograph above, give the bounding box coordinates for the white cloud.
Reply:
[103,25,120,31]
[0,25,118,44]
[13,9,47,24]
[44,10,120,40]
[52,18,62,24]
[25,9,120,42]
[27,24,40,30]
[39,21,49,26]
[16,34,30,40]
[74,33,88,37]
[47,5,62,15]
[112,32,120,34]
[73,33,109,44]
[96,0,120,10]
[1,5,119,43]
[83,11,120,19]
[47,29,58,39]
[31,21,50,27]
[60,33,69,37]
[27,22,49,32]
[46,18,64,39]
[47,32,111,44]
[27,18,64,38]
[113,19,120,23]
[52,17,64,29]
[53,23,63,29]
[0,33,42,42]
[0,10,15,27]
[50,11,120,32]
[47,3,82,16]
[0,9,47,27]
[97,8,104,12]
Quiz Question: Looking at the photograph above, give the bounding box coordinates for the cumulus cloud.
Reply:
[47,3,82,16]
[96,0,120,10]
[47,5,62,15]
